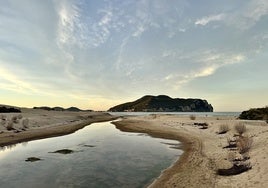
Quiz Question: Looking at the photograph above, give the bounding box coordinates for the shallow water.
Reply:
[0,121,182,188]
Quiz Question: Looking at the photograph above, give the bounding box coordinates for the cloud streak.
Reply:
[195,14,225,26]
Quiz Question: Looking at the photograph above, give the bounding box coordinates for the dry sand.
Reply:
[113,114,268,188]
[0,108,116,147]
[1,109,268,187]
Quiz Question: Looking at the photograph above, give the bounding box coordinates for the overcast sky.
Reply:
[0,0,267,111]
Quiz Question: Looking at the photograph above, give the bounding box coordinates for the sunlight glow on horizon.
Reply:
[0,0,268,111]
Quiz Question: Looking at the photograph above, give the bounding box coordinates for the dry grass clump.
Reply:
[0,115,29,131]
[22,118,29,128]
[0,115,6,121]
[12,116,19,124]
[18,114,23,119]
[218,124,230,134]
[189,114,196,120]
[6,121,14,130]
[220,132,253,176]
[225,137,237,148]
[235,122,246,135]
[237,135,253,154]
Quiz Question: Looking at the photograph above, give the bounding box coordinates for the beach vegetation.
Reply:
[218,124,230,134]
[1,120,6,125]
[22,118,29,128]
[235,123,246,136]
[239,106,268,120]
[189,115,196,120]
[225,137,237,148]
[12,116,19,124]
[237,135,253,154]
[18,114,23,119]
[6,121,14,130]
[0,114,6,121]
[220,132,253,176]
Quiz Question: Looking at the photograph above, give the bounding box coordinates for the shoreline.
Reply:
[113,114,268,188]
[0,110,117,147]
[113,118,216,188]
[1,110,268,187]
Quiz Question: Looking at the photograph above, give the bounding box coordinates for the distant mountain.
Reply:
[108,95,213,112]
[239,107,268,121]
[33,106,92,112]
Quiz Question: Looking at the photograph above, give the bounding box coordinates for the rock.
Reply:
[25,157,42,162]
[50,149,74,154]
[108,95,213,112]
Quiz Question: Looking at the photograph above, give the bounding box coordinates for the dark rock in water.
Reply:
[83,145,96,148]
[25,157,42,162]
[108,95,213,112]
[50,149,74,154]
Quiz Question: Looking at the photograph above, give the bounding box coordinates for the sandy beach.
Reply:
[113,114,268,188]
[0,108,116,147]
[1,110,268,187]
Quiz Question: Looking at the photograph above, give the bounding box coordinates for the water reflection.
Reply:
[0,121,182,188]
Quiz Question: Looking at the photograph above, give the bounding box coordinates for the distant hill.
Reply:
[0,106,21,113]
[239,107,268,121]
[33,106,92,112]
[108,95,213,112]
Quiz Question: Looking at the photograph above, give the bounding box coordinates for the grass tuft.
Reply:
[235,122,246,136]
[189,115,196,120]
[218,124,230,134]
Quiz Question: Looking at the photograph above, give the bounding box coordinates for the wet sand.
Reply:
[113,114,268,188]
[1,109,268,187]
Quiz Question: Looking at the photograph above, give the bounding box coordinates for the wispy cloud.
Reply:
[195,14,225,26]
[162,51,246,90]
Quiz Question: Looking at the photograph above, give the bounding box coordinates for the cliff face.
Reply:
[108,95,213,112]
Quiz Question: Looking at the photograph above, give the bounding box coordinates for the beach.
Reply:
[1,110,268,187]
[0,108,116,147]
[114,114,268,188]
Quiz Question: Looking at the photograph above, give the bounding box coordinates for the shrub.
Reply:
[1,120,6,126]
[235,123,246,135]
[0,115,6,121]
[22,118,29,128]
[227,151,236,162]
[18,114,23,119]
[189,115,196,120]
[6,121,14,130]
[218,124,230,134]
[12,116,19,124]
[225,137,237,148]
[237,135,253,154]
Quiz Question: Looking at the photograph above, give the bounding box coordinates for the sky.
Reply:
[0,0,267,111]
